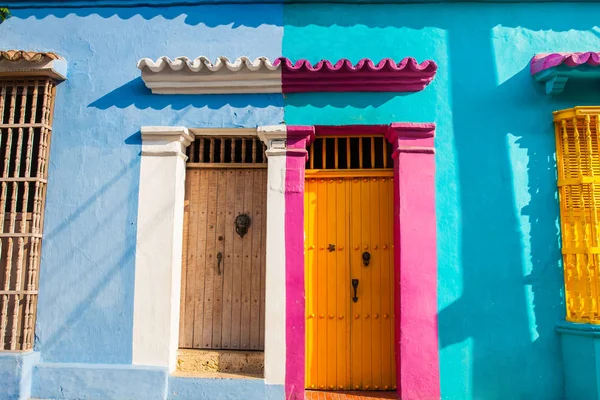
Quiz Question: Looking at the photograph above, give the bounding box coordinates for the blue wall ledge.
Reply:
[0,352,40,400]
[558,321,600,400]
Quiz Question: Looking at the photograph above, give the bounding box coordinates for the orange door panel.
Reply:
[305,174,395,391]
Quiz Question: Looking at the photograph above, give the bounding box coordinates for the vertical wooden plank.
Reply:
[326,178,337,389]
[334,138,339,169]
[230,169,245,349]
[249,169,264,350]
[335,177,349,390]
[198,139,205,163]
[192,170,209,348]
[370,137,375,169]
[211,170,227,348]
[259,168,267,349]
[360,177,372,389]
[346,137,351,170]
[379,177,392,389]
[240,169,254,349]
[305,178,314,388]
[370,177,382,390]
[221,169,236,349]
[201,170,219,348]
[359,139,364,169]
[178,176,191,347]
[185,170,201,348]
[220,139,225,163]
[350,177,362,389]
[316,178,327,390]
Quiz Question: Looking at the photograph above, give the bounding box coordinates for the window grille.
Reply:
[186,136,267,166]
[554,107,600,324]
[0,78,55,350]
[306,136,393,170]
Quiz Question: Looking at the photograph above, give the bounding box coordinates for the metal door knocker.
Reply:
[235,213,251,238]
[362,252,371,266]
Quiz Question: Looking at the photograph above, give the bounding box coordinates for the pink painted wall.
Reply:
[387,124,439,400]
[285,127,315,400]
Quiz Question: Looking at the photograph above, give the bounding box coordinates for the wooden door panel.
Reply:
[305,174,395,391]
[305,177,351,390]
[349,176,395,391]
[180,167,266,351]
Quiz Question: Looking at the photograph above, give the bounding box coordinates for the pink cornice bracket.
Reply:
[530,52,600,95]
[385,122,436,154]
[277,57,437,93]
[530,52,600,75]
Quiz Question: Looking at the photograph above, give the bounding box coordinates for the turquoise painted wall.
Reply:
[0,4,283,366]
[283,3,600,399]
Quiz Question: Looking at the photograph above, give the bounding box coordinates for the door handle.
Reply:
[217,252,223,275]
[352,279,359,303]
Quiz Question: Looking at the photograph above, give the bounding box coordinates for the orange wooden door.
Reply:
[305,174,395,391]
[180,168,267,351]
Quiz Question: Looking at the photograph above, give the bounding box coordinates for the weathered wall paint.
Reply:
[1,4,283,365]
[0,352,40,400]
[282,3,600,399]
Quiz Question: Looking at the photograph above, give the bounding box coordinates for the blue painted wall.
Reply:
[0,4,283,365]
[282,3,600,399]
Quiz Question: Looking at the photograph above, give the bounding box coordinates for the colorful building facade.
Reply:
[1,1,600,399]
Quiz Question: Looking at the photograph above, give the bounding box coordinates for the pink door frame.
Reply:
[283,123,440,400]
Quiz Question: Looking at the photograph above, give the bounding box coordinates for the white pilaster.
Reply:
[133,126,194,371]
[258,125,288,385]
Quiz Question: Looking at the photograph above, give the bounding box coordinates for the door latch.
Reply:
[217,252,223,275]
[351,279,359,303]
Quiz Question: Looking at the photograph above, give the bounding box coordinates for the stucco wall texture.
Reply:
[1,1,600,400]
[0,4,283,365]
[281,3,600,399]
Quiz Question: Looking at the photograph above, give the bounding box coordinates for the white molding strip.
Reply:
[137,56,282,94]
[133,126,194,371]
[258,125,288,386]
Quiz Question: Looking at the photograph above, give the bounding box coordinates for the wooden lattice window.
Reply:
[186,136,267,165]
[0,78,55,350]
[554,107,600,324]
[306,135,393,170]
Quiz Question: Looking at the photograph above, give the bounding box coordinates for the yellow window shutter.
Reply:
[554,107,600,323]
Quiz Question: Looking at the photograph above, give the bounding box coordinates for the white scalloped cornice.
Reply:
[137,56,281,94]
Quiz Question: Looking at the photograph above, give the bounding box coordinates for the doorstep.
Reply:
[176,348,264,376]
[305,391,398,400]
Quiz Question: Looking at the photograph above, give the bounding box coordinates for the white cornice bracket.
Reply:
[137,56,282,94]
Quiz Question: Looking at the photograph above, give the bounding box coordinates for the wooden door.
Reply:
[180,167,267,351]
[305,174,395,391]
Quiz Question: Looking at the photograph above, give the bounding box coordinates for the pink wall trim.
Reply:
[285,126,315,400]
[386,123,440,400]
[283,123,439,400]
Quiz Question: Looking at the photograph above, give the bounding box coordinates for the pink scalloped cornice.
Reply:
[276,57,437,93]
[530,52,600,75]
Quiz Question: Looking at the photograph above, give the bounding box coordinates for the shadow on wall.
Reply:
[88,77,282,110]
[280,3,600,399]
[12,4,279,28]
